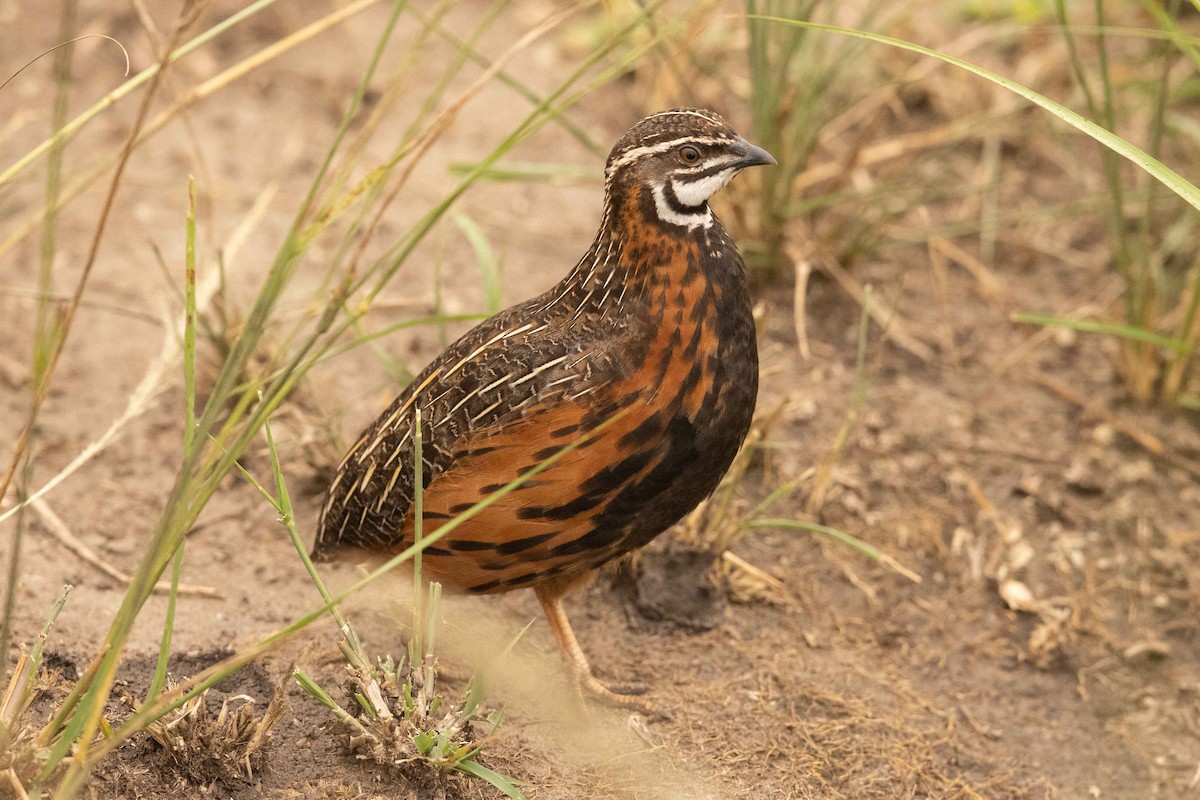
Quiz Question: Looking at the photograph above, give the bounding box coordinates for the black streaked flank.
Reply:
[495,533,557,555]
[448,539,497,552]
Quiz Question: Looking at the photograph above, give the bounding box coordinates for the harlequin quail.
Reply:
[312,108,775,707]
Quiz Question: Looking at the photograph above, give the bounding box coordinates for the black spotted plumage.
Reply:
[313,108,774,707]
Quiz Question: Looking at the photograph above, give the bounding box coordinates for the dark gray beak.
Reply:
[733,137,777,169]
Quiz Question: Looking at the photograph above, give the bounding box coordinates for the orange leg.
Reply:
[534,581,650,712]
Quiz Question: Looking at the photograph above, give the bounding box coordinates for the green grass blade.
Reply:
[147,176,197,704]
[454,759,529,800]
[446,161,594,182]
[293,667,370,735]
[16,585,72,725]
[1012,311,1193,353]
[412,408,425,667]
[1141,0,1200,71]
[745,518,921,583]
[749,16,1200,212]
[0,0,294,189]
[452,211,503,313]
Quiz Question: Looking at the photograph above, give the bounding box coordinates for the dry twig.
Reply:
[30,498,219,598]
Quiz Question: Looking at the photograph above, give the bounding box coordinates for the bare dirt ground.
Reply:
[3,2,1199,798]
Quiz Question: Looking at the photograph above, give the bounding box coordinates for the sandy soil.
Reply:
[2,2,1199,798]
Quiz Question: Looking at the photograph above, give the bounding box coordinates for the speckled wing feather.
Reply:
[313,299,576,557]
[312,272,647,562]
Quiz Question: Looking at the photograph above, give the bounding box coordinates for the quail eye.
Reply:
[678,145,701,164]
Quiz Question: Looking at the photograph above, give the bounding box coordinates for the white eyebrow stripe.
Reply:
[606,135,728,173]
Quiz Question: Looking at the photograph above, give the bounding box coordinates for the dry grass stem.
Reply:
[720,550,789,605]
[796,112,995,195]
[783,236,935,362]
[29,498,219,598]
[0,3,377,262]
[927,234,1010,301]
[0,4,196,515]
[793,255,813,360]
[989,298,1113,379]
[4,769,30,800]
[1028,369,1200,481]
[1026,369,1164,455]
[0,183,269,526]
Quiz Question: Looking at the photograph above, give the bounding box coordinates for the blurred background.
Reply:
[1,1,1199,797]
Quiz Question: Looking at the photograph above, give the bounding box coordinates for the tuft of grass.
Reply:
[745,0,889,279]
[293,598,524,799]
[749,11,1200,407]
[259,410,535,798]
[240,394,626,796]
[0,586,72,795]
[1040,0,1200,407]
[142,680,287,788]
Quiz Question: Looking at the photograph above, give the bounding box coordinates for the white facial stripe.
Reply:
[606,135,728,174]
[652,183,712,230]
[672,169,737,206]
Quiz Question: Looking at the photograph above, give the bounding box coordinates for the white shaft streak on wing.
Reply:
[541,276,579,313]
[596,285,613,309]
[542,373,577,391]
[547,239,605,311]
[444,323,534,378]
[509,392,541,414]
[355,367,444,464]
[652,183,712,230]
[441,352,570,431]
[321,495,339,528]
[510,354,568,387]
[377,462,406,513]
[358,459,377,494]
[581,239,600,283]
[382,427,414,468]
[480,373,513,395]
[470,399,502,424]
[339,434,369,470]
[570,239,609,304]
[568,384,601,401]
[572,287,595,320]
[548,238,618,314]
[326,469,347,506]
[436,385,485,427]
